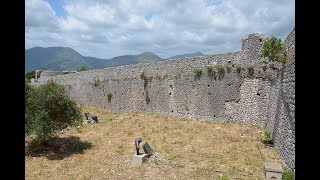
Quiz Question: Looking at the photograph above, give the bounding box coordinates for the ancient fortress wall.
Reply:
[266,29,295,169]
[33,29,295,169]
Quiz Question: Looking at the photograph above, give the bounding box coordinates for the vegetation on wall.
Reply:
[207,66,216,79]
[207,66,213,73]
[140,71,152,104]
[107,93,113,103]
[25,80,82,144]
[194,68,203,78]
[261,35,287,64]
[93,77,101,86]
[140,72,146,80]
[216,65,225,79]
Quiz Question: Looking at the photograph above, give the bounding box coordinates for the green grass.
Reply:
[282,169,295,180]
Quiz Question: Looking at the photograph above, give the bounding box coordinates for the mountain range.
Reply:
[25,46,204,72]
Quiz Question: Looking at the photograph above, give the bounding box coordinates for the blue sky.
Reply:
[46,0,67,18]
[25,0,295,59]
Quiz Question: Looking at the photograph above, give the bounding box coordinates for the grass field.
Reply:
[25,106,282,179]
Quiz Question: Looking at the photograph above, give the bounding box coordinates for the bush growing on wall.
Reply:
[93,77,100,86]
[216,65,225,79]
[194,68,202,78]
[25,80,82,144]
[261,35,287,64]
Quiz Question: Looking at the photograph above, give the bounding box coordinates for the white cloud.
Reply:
[25,0,295,59]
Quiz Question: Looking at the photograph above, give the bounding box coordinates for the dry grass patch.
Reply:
[26,106,282,179]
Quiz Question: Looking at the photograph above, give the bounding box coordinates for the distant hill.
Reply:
[25,47,90,72]
[168,52,204,59]
[105,52,162,67]
[25,47,162,72]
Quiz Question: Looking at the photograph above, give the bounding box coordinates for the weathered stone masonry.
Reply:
[33,29,295,170]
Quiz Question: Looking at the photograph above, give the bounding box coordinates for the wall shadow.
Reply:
[25,136,93,160]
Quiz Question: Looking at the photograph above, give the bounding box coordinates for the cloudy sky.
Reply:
[25,0,295,59]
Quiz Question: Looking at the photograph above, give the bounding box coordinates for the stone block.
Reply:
[132,153,148,166]
[264,162,283,180]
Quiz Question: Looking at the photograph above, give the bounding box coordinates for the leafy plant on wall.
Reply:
[261,36,287,64]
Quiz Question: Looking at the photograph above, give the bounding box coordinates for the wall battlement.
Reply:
[32,28,295,170]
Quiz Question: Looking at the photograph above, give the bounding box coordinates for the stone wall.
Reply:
[266,28,295,169]
[32,29,295,169]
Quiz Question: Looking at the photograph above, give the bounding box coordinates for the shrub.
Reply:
[217,65,225,74]
[282,169,295,180]
[25,80,82,144]
[261,36,287,64]
[261,132,273,145]
[194,68,202,78]
[107,93,113,103]
[207,66,216,78]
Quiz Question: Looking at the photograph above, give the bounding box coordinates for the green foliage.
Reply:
[207,66,213,73]
[282,169,295,180]
[25,80,82,144]
[25,70,35,83]
[261,36,287,64]
[107,93,113,103]
[194,68,203,78]
[261,132,273,145]
[77,66,88,72]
